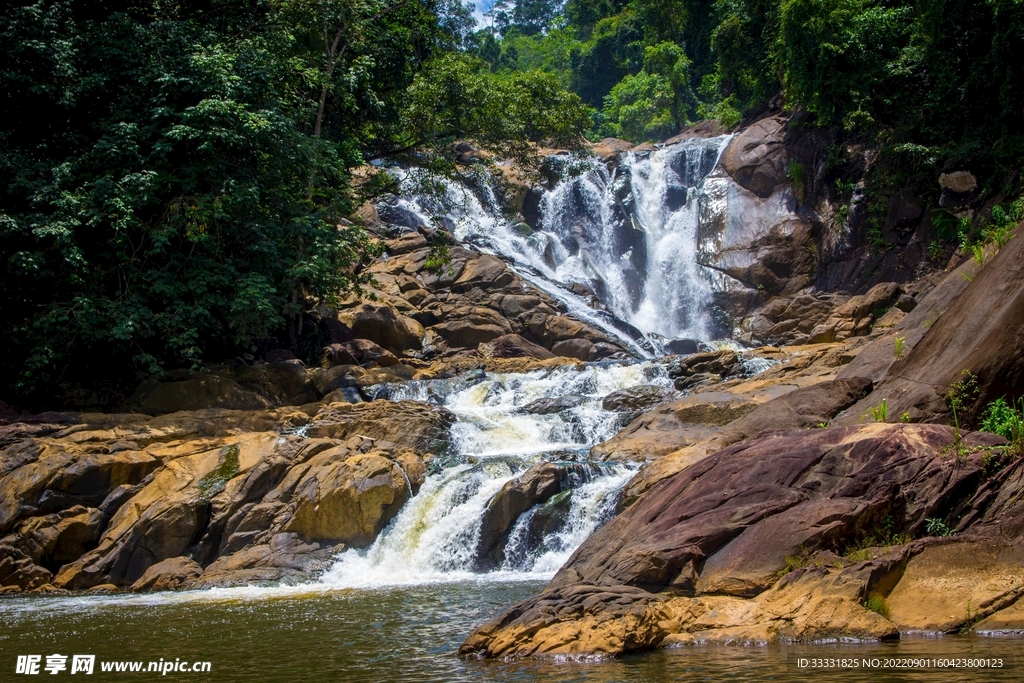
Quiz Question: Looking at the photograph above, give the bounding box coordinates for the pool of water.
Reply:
[2,580,1020,682]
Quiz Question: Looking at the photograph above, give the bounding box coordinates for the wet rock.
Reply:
[515,395,585,415]
[193,533,337,588]
[475,463,567,570]
[663,339,700,355]
[601,386,677,415]
[130,556,203,591]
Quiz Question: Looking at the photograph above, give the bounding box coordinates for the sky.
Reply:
[472,0,497,27]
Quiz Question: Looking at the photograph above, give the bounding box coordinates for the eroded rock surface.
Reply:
[462,424,1024,657]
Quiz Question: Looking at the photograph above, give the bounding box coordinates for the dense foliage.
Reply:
[477,0,1024,170]
[0,0,588,407]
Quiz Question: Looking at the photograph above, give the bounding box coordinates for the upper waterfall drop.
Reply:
[535,137,730,340]
[383,135,733,351]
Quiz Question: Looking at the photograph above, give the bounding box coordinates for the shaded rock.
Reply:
[1,447,161,534]
[128,374,272,414]
[16,506,104,569]
[337,303,424,351]
[322,343,359,367]
[601,386,677,415]
[130,556,203,591]
[344,338,401,367]
[0,544,53,590]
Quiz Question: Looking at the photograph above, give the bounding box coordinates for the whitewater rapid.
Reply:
[316,362,668,589]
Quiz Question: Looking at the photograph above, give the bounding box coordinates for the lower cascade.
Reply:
[315,362,664,588]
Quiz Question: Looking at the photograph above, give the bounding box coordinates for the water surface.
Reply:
[2,581,1019,681]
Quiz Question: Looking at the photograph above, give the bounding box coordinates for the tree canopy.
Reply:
[0,0,588,407]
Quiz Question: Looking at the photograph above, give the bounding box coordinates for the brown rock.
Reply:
[128,374,272,415]
[551,338,595,361]
[886,539,1024,632]
[719,117,788,198]
[130,556,203,591]
[478,334,554,360]
[305,400,454,453]
[337,303,424,352]
[476,463,563,569]
[284,449,409,546]
[463,425,1013,658]
[837,223,1024,424]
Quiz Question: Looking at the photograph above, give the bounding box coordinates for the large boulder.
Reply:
[130,556,203,591]
[282,447,410,546]
[462,424,1022,658]
[478,334,555,360]
[719,117,788,198]
[475,463,563,570]
[337,303,424,352]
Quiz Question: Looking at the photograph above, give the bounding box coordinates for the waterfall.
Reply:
[316,362,669,588]
[383,136,732,351]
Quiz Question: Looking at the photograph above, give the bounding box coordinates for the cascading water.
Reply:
[316,362,669,588]
[384,136,731,350]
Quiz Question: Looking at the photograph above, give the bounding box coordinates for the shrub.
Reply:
[980,397,1024,455]
[863,593,890,619]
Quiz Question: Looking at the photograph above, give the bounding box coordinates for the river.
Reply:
[2,581,1020,681]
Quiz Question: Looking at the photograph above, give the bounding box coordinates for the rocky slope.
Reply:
[1,401,451,592]
[460,223,1024,657]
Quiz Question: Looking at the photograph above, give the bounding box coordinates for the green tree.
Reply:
[602,41,692,141]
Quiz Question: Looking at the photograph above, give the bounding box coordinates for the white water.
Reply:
[384,137,730,350]
[317,363,667,588]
